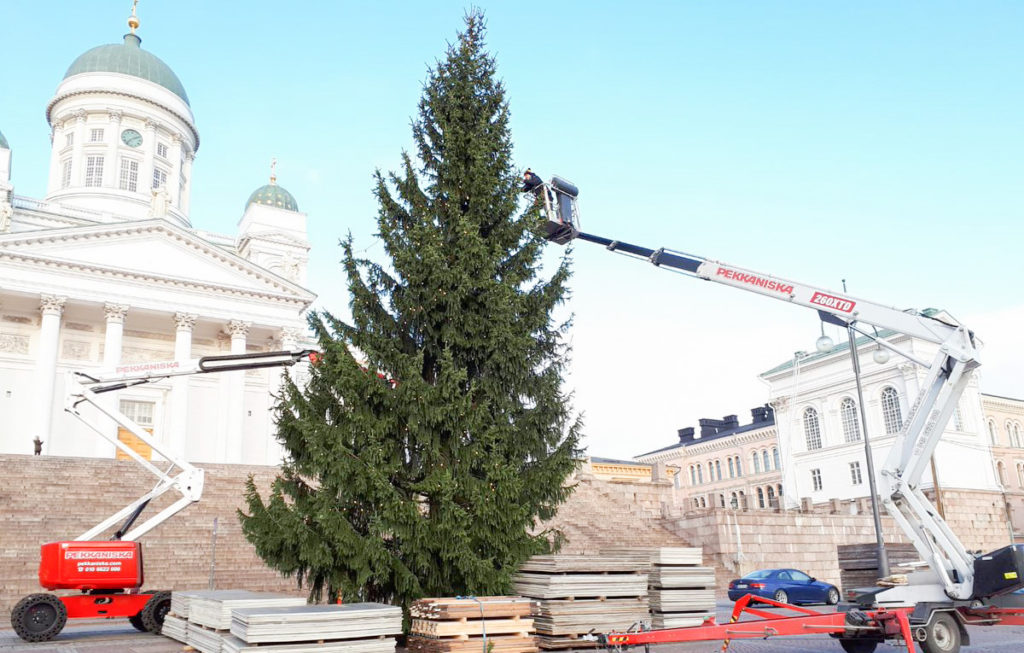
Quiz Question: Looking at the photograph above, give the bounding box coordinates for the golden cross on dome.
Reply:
[270,158,278,184]
[128,0,140,34]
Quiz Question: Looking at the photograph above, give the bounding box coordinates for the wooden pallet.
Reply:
[409,632,538,653]
[411,616,533,638]
[536,634,599,650]
[411,597,534,620]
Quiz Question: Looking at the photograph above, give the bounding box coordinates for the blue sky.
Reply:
[3,2,1022,459]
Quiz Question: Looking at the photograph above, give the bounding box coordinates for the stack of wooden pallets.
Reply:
[407,596,537,653]
[513,554,649,649]
[605,547,716,629]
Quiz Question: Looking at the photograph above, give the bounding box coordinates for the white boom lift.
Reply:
[11,349,315,642]
[535,175,1023,653]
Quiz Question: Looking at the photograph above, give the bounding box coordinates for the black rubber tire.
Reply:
[773,589,788,604]
[140,591,171,634]
[10,593,67,642]
[827,586,841,605]
[840,639,879,653]
[920,612,961,653]
[128,612,147,632]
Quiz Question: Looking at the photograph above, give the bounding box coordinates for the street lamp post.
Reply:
[846,323,891,578]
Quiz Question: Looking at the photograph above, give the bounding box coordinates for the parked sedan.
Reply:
[727,568,840,605]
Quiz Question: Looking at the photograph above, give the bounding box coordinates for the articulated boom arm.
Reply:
[540,179,981,599]
[65,349,315,543]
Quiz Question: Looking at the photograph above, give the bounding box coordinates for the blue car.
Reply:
[727,568,840,605]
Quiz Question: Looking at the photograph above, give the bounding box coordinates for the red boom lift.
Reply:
[537,176,1024,653]
[11,349,314,642]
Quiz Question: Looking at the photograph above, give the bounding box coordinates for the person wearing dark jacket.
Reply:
[522,168,543,194]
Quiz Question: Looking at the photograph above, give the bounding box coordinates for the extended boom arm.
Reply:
[65,349,316,542]
[541,178,982,600]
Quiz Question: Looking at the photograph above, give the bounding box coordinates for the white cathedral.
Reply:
[0,14,315,465]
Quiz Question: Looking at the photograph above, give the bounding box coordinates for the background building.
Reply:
[0,17,314,465]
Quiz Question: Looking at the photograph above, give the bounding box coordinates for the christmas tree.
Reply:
[239,11,582,608]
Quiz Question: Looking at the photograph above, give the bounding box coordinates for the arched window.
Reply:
[766,485,776,508]
[715,459,722,481]
[881,387,903,435]
[753,452,761,474]
[988,420,998,446]
[777,484,783,499]
[1007,422,1017,447]
[735,456,743,477]
[772,448,780,470]
[997,461,1007,486]
[1017,463,1024,489]
[1013,423,1023,448]
[840,398,861,442]
[730,492,739,509]
[762,450,771,472]
[804,407,822,450]
[689,465,696,486]
[728,457,735,478]
[757,487,765,508]
[694,498,701,509]
[697,464,704,484]
[719,494,726,508]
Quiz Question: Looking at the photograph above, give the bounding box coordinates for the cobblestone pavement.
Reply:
[2,602,1024,652]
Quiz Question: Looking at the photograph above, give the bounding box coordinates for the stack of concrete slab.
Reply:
[229,603,402,646]
[162,590,308,653]
[605,547,716,629]
[513,554,649,649]
[408,597,537,653]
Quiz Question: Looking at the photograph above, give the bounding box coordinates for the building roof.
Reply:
[590,456,651,467]
[247,182,299,212]
[64,33,190,106]
[757,308,946,377]
[637,418,775,457]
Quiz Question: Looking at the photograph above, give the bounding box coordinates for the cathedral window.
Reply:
[157,142,169,158]
[804,407,822,450]
[119,158,139,192]
[65,133,74,148]
[850,461,862,485]
[881,387,903,435]
[85,155,104,187]
[811,468,822,492]
[90,128,104,143]
[61,159,72,189]
[841,397,861,442]
[152,167,168,190]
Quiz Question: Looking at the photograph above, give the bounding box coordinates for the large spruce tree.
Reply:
[239,11,581,608]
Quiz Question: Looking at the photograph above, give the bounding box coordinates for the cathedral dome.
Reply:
[64,33,189,106]
[247,182,299,212]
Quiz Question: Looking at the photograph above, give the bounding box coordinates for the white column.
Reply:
[105,110,123,188]
[180,151,194,216]
[71,110,88,187]
[96,303,129,458]
[168,134,182,207]
[223,320,250,464]
[264,327,300,464]
[169,312,196,460]
[33,295,66,454]
[141,119,159,197]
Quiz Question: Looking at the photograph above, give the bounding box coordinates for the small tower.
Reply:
[237,160,310,285]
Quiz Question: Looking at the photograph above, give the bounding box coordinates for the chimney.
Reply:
[677,427,695,443]
[698,418,722,437]
[722,415,739,430]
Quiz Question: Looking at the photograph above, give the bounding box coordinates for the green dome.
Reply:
[0,130,7,150]
[246,182,299,212]
[64,34,190,106]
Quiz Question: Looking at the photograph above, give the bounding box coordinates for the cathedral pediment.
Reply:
[0,219,315,305]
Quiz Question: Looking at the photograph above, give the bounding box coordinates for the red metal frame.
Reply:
[604,594,918,653]
[60,593,151,619]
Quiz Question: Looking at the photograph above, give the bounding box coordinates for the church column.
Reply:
[105,110,123,189]
[141,119,159,197]
[33,295,66,454]
[180,151,194,215]
[223,320,250,463]
[168,134,182,207]
[264,327,300,464]
[169,312,196,460]
[96,303,129,457]
[70,110,87,187]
